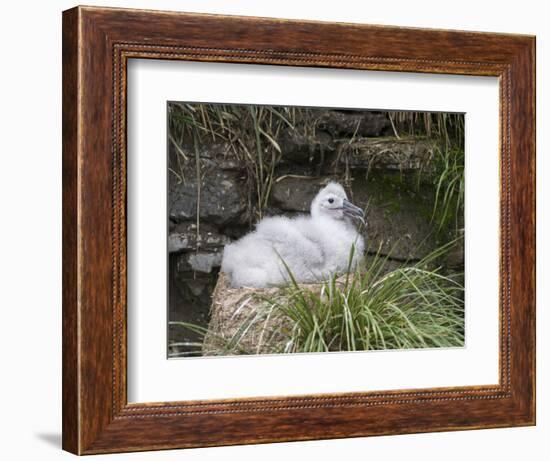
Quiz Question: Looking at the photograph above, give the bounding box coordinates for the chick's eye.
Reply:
[328,198,334,204]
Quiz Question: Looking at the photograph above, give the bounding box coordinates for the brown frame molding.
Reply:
[62,5,536,455]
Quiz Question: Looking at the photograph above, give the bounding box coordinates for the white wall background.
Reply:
[0,1,546,459]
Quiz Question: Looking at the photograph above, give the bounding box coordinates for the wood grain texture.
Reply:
[61,7,79,454]
[62,5,536,455]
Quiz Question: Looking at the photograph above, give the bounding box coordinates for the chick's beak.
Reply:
[342,199,365,219]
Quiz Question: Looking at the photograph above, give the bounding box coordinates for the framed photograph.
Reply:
[62,5,536,455]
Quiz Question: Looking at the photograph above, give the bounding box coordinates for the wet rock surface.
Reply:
[270,177,328,212]
[350,173,436,261]
[317,110,390,137]
[169,169,249,226]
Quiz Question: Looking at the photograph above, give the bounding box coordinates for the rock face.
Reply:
[339,138,435,171]
[270,177,327,212]
[317,110,390,137]
[168,222,231,253]
[167,106,463,358]
[169,169,248,226]
[350,173,436,260]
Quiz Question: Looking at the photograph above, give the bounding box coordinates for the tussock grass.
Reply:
[386,111,464,145]
[170,241,464,357]
[431,145,464,234]
[168,103,304,220]
[384,111,465,237]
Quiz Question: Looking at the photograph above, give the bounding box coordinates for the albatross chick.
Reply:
[221,182,365,288]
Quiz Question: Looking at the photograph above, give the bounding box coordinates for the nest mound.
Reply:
[202,273,342,356]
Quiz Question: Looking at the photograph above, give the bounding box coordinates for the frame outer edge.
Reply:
[513,36,536,424]
[63,6,536,454]
[62,6,81,455]
[495,37,536,425]
[531,36,537,425]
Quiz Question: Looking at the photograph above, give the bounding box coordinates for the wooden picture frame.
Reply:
[62,5,536,455]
